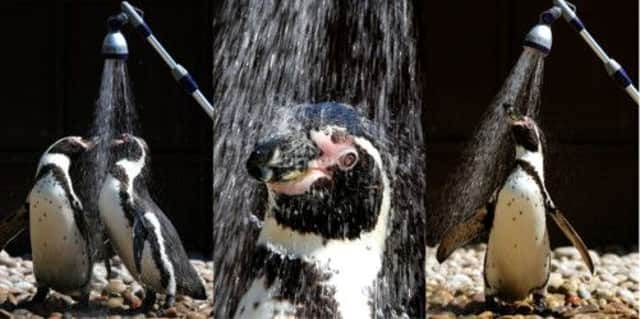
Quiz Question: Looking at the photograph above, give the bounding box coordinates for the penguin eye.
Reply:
[337,151,358,171]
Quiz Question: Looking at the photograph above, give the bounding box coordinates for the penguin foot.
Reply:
[140,289,156,313]
[16,287,50,310]
[163,294,175,309]
[532,293,547,314]
[484,294,501,313]
[76,292,91,308]
[31,287,50,304]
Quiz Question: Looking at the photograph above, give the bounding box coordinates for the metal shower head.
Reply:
[523,7,561,55]
[102,13,129,59]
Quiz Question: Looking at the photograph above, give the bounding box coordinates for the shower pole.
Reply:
[119,1,214,118]
[553,0,639,104]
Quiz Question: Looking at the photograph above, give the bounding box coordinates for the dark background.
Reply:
[1,0,635,256]
[419,1,638,247]
[0,0,212,257]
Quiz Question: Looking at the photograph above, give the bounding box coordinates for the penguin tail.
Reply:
[179,278,207,300]
[192,282,207,300]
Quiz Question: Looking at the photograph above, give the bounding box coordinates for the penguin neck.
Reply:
[515,145,544,179]
[36,153,70,177]
[116,153,146,179]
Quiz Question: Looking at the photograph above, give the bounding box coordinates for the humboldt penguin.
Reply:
[235,102,392,318]
[27,136,96,304]
[98,134,206,310]
[436,108,594,311]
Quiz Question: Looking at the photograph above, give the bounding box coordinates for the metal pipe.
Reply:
[553,0,639,104]
[120,1,214,118]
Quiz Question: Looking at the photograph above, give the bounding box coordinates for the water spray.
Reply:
[104,1,214,119]
[550,0,639,104]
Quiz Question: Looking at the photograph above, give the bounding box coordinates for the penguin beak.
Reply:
[75,137,96,150]
[503,103,524,122]
[111,138,126,147]
[511,116,532,129]
[246,136,318,183]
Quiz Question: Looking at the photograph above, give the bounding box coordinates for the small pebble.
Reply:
[106,296,125,308]
[577,286,591,299]
[616,288,635,305]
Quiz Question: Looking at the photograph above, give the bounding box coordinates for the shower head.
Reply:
[102,13,129,59]
[523,7,561,55]
[523,24,552,55]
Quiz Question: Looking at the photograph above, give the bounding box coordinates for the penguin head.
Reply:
[45,136,96,159]
[246,102,389,239]
[510,115,543,154]
[110,133,149,163]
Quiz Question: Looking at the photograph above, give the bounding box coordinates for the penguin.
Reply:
[98,133,206,310]
[27,136,96,305]
[436,108,594,311]
[235,102,392,319]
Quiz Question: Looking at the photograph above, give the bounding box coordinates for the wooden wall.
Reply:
[419,1,638,247]
[0,0,212,256]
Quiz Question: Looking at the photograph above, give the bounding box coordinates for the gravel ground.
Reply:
[0,251,213,318]
[427,244,639,319]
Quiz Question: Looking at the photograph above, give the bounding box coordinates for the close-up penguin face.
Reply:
[246,102,389,239]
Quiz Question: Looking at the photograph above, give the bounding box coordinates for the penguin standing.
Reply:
[436,110,594,310]
[235,102,392,318]
[98,134,206,309]
[27,136,96,304]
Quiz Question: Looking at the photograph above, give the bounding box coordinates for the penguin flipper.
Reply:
[71,202,89,244]
[436,204,494,263]
[0,203,29,250]
[548,209,595,274]
[132,214,152,274]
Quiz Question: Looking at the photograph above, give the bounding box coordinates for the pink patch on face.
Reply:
[308,129,358,171]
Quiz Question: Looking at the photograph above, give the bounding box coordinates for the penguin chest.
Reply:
[99,177,137,276]
[485,169,550,300]
[29,176,89,290]
[236,220,384,319]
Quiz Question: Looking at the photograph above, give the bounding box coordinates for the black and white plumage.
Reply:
[436,113,594,310]
[27,136,96,304]
[98,134,206,309]
[235,102,392,318]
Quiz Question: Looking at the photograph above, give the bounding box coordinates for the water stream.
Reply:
[78,59,138,267]
[429,47,545,245]
[212,1,425,317]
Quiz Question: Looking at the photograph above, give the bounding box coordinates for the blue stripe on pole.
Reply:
[523,41,550,54]
[612,68,633,88]
[541,12,556,25]
[135,23,152,37]
[102,53,128,60]
[569,17,585,32]
[179,74,199,94]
